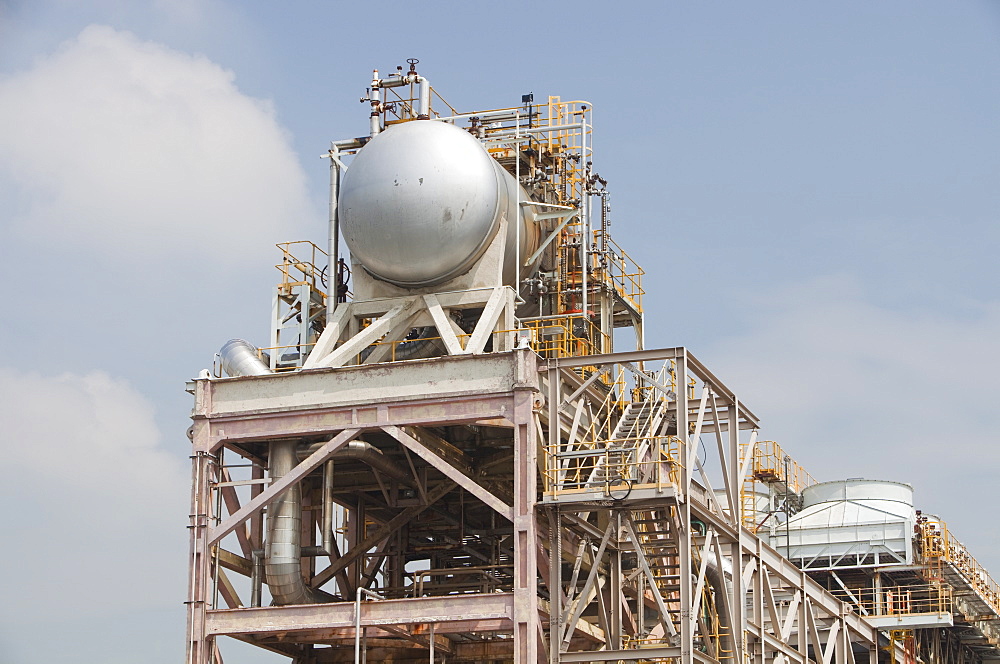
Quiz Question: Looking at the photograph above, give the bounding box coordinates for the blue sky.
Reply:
[1,1,998,662]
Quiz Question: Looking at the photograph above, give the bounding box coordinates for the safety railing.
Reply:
[249,343,316,373]
[258,319,614,372]
[917,518,1000,618]
[379,79,457,122]
[623,627,735,662]
[630,361,676,403]
[583,365,630,442]
[739,440,816,532]
[519,315,611,359]
[542,434,683,498]
[830,583,952,618]
[342,318,612,367]
[275,240,329,298]
[747,440,815,493]
[409,564,514,597]
[887,630,917,664]
[477,96,592,206]
[595,233,645,313]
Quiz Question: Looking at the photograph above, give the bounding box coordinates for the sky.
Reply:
[0,1,998,662]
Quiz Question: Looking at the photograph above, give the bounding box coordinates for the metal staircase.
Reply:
[585,396,670,488]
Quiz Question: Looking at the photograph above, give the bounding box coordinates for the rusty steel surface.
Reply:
[205,592,515,636]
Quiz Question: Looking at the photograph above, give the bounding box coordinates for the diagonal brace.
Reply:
[623,512,678,638]
[314,301,414,369]
[207,429,361,546]
[382,425,514,522]
[463,287,509,355]
[312,480,457,588]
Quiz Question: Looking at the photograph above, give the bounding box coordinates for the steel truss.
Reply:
[186,347,887,663]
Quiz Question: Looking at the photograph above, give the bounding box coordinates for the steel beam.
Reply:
[205,593,515,636]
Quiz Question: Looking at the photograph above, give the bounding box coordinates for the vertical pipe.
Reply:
[186,449,214,664]
[675,352,693,661]
[417,76,430,119]
[353,499,366,594]
[264,440,322,605]
[727,402,745,664]
[211,450,224,609]
[369,70,381,137]
[322,460,335,554]
[610,511,622,649]
[327,147,341,326]
[513,352,540,662]
[875,572,883,615]
[580,108,589,323]
[299,281,310,354]
[784,455,791,559]
[514,111,522,300]
[269,293,280,371]
[250,462,264,554]
[548,507,561,664]
[250,550,262,608]
[638,570,645,640]
[355,589,362,664]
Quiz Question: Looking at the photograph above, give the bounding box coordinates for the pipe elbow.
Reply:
[219,339,271,377]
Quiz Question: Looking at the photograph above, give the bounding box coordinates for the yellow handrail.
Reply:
[917,518,1000,616]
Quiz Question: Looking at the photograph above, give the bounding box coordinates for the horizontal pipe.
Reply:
[374,75,409,89]
[297,440,412,485]
[373,73,431,118]
[331,137,365,150]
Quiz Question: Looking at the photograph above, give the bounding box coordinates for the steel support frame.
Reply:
[187,346,890,663]
[542,347,885,664]
[185,349,544,664]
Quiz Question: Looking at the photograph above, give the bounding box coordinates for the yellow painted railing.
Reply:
[519,315,611,358]
[595,234,644,313]
[275,240,328,298]
[831,583,952,618]
[542,434,682,497]
[739,440,816,532]
[917,518,1000,618]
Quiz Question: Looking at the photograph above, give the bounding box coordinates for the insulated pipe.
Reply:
[369,69,382,137]
[262,442,403,604]
[704,558,737,659]
[333,137,366,150]
[264,440,325,605]
[297,439,412,485]
[219,339,271,377]
[416,76,430,119]
[295,439,415,587]
[322,460,335,557]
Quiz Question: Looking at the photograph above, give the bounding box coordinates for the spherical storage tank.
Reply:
[339,120,539,289]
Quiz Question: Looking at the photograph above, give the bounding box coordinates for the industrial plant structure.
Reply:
[184,62,1000,664]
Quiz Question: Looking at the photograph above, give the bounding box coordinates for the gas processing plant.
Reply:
[184,62,1000,664]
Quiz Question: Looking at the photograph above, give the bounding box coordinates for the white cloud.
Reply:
[0,367,189,658]
[705,274,1000,567]
[0,24,314,264]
